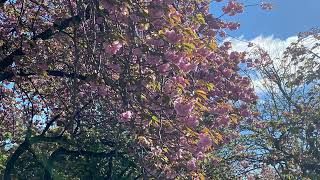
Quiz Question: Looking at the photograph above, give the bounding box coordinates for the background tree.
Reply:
[238,29,320,179]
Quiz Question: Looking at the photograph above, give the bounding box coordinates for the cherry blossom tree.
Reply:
[0,0,267,179]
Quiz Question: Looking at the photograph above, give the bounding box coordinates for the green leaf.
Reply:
[183,43,195,51]
[151,115,158,121]
[206,83,215,91]
[196,13,206,24]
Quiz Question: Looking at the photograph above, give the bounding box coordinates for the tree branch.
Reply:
[0,0,7,6]
[3,140,30,180]
[3,135,69,179]
[0,69,89,82]
[44,147,116,179]
[40,114,61,136]
[0,7,90,72]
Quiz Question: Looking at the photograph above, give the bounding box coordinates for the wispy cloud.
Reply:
[227,35,298,60]
[227,35,298,95]
[227,35,319,96]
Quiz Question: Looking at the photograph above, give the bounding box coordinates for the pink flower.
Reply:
[239,108,251,117]
[223,41,232,49]
[240,160,250,168]
[186,158,197,171]
[132,48,142,56]
[163,81,174,94]
[179,136,189,146]
[37,63,48,71]
[179,62,198,73]
[222,1,244,16]
[153,39,165,47]
[119,111,132,122]
[164,51,184,65]
[222,68,233,78]
[146,38,165,47]
[148,8,164,19]
[101,1,113,10]
[196,152,205,160]
[229,51,240,61]
[105,41,123,55]
[172,55,184,65]
[227,22,240,30]
[219,115,229,126]
[158,63,170,74]
[165,30,182,44]
[174,98,194,116]
[97,86,108,96]
[109,64,121,73]
[172,76,187,87]
[184,115,199,128]
[198,133,212,149]
[130,14,140,22]
[196,48,210,57]
[146,55,160,65]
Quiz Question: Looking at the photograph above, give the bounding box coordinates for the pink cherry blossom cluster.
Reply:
[165,29,183,44]
[119,111,133,122]
[222,1,244,16]
[104,41,123,55]
[174,98,195,116]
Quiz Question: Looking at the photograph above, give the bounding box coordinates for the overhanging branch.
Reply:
[3,135,69,180]
[0,0,7,6]
[0,69,89,82]
[0,7,90,72]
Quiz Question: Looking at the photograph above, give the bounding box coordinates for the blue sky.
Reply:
[210,0,320,39]
[209,1,320,98]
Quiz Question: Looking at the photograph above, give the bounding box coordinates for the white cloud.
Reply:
[226,35,319,95]
[227,34,319,65]
[251,77,268,95]
[227,35,298,61]
[225,35,299,95]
